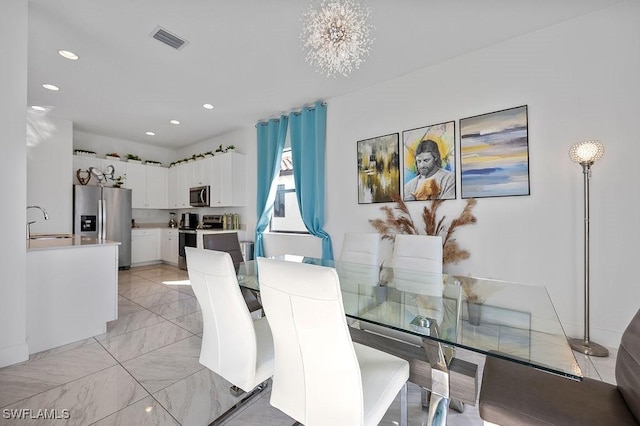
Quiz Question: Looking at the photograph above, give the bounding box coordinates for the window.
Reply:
[270,149,307,233]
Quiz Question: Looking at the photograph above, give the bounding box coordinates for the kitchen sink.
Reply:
[29,233,74,240]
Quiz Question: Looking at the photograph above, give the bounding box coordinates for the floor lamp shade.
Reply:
[568,140,608,357]
[569,140,604,165]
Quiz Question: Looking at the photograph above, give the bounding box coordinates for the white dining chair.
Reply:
[185,247,273,394]
[257,257,410,426]
[388,234,462,412]
[339,232,381,265]
[392,233,443,275]
[338,232,382,298]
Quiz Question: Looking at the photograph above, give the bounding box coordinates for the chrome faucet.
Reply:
[27,205,49,239]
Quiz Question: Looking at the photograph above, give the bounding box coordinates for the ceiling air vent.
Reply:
[150,26,189,50]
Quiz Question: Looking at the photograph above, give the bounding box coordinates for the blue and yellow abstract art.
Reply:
[460,105,530,198]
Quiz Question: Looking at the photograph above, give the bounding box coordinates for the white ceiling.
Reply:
[27,0,621,150]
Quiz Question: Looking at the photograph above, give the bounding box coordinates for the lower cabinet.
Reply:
[131,228,161,265]
[161,229,179,266]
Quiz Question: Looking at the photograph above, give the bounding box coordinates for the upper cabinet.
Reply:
[189,157,212,188]
[210,152,246,207]
[72,152,245,209]
[168,165,190,209]
[126,162,168,209]
[169,152,246,208]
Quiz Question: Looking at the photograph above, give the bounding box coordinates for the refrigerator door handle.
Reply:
[101,199,107,240]
[97,199,103,240]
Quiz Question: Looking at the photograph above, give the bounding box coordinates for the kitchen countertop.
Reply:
[132,222,176,229]
[27,235,121,251]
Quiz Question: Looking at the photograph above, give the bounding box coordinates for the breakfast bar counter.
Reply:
[27,234,120,251]
[26,235,119,354]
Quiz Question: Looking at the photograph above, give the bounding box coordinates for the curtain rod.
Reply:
[256,101,327,126]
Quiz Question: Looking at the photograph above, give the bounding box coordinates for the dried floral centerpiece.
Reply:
[456,275,498,304]
[455,275,499,325]
[369,191,477,266]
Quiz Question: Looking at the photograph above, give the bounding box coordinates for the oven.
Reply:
[178,229,197,270]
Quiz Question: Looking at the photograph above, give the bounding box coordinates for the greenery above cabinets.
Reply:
[73,152,246,209]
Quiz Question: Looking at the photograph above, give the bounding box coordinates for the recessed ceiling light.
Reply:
[31,105,47,111]
[42,83,59,91]
[145,131,156,136]
[202,103,214,110]
[170,119,181,125]
[58,50,79,60]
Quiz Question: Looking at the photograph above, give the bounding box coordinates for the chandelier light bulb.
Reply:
[569,140,604,164]
[301,0,374,77]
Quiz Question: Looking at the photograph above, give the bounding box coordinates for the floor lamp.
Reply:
[568,140,608,357]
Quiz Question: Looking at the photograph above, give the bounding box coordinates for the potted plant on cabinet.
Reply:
[105,152,120,161]
[226,145,236,152]
[126,154,142,163]
[74,149,97,157]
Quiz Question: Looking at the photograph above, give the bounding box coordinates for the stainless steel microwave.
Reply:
[189,186,210,207]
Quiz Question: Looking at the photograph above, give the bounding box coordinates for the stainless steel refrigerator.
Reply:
[73,185,132,269]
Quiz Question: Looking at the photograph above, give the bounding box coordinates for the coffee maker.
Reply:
[168,213,177,228]
[179,213,198,230]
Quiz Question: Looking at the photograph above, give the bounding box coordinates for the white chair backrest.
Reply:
[391,234,443,273]
[340,232,381,266]
[185,247,258,392]
[257,257,364,425]
[339,232,381,288]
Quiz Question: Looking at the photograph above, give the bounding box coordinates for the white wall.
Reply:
[27,116,73,234]
[323,0,640,347]
[0,0,29,367]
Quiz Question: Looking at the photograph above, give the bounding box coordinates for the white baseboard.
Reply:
[0,341,29,368]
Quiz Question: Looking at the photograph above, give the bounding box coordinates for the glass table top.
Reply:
[238,255,582,380]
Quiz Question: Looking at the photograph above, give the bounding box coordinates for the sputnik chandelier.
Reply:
[301,0,374,77]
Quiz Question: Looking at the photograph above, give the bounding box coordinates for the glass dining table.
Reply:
[236,255,582,426]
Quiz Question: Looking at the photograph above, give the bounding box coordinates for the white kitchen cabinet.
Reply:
[168,165,190,209]
[189,157,212,187]
[127,162,168,209]
[210,152,246,206]
[146,165,168,208]
[161,228,179,266]
[131,228,161,265]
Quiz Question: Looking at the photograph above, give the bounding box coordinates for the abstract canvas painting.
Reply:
[402,121,456,201]
[460,105,530,198]
[357,133,400,204]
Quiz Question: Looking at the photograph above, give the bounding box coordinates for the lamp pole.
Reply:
[568,141,608,357]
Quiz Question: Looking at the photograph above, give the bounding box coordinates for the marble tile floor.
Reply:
[0,264,618,425]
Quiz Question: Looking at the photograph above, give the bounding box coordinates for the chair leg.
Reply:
[213,380,270,425]
[449,398,465,413]
[229,385,243,397]
[421,387,431,410]
[400,382,408,426]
